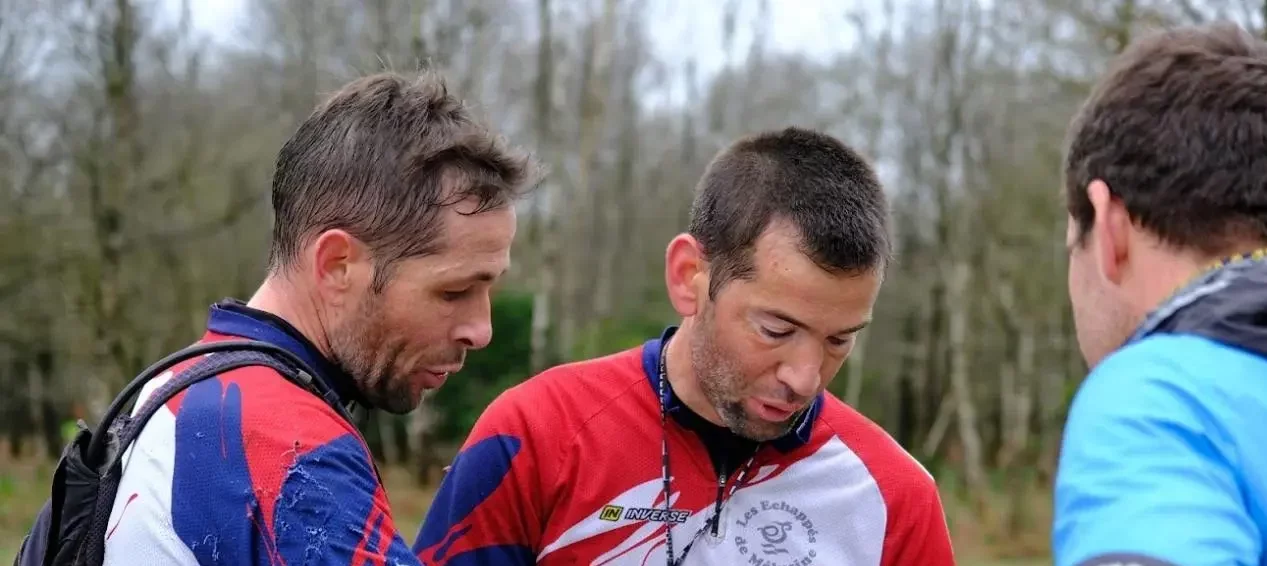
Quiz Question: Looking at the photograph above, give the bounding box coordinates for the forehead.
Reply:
[727,220,881,326]
[406,203,517,280]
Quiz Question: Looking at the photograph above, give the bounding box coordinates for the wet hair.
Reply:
[688,126,891,297]
[268,71,542,290]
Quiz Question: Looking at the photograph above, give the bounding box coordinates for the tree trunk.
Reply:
[947,261,986,494]
[529,0,556,373]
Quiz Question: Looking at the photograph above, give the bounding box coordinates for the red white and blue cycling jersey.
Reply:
[415,327,955,565]
[102,300,419,565]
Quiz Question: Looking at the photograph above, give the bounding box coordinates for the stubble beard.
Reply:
[329,293,419,415]
[690,309,798,442]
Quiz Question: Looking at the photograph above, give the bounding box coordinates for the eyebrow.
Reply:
[763,308,870,337]
[459,268,505,284]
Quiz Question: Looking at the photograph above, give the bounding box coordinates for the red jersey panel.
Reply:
[414,334,955,565]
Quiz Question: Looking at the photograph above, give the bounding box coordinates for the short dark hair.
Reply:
[1065,22,1267,255]
[268,71,542,289]
[687,127,891,298]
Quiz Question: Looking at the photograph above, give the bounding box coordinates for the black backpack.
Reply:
[12,339,356,566]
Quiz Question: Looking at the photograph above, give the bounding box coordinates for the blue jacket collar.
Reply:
[205,299,365,407]
[1129,252,1267,359]
[641,325,823,453]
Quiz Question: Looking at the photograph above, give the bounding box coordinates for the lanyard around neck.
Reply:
[657,338,760,566]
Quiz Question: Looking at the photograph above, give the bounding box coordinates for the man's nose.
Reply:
[454,316,493,350]
[778,348,824,399]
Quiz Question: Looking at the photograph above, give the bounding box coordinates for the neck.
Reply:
[1135,245,1267,319]
[664,324,724,426]
[246,274,335,360]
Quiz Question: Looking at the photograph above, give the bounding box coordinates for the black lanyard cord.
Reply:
[657,339,760,566]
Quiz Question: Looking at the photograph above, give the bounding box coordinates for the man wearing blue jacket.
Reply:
[1053,22,1267,566]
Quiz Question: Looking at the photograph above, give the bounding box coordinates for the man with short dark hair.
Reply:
[97,71,540,565]
[415,127,955,565]
[1053,22,1267,566]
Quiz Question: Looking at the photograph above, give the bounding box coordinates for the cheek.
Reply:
[371,304,444,358]
[394,313,448,350]
[379,281,453,337]
[729,339,784,390]
[822,345,854,381]
[1067,249,1088,294]
[704,324,755,376]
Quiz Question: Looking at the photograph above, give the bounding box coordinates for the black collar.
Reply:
[641,326,823,473]
[205,298,366,408]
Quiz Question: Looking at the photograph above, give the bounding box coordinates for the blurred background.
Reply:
[1,0,1263,563]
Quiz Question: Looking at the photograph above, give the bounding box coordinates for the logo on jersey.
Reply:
[733,499,819,562]
[598,505,623,521]
[595,504,689,524]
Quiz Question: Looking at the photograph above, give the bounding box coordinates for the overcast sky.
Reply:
[178,0,860,101]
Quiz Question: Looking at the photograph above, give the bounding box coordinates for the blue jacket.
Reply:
[1053,255,1267,566]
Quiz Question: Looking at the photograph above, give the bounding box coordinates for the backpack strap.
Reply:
[115,349,326,454]
[84,340,346,467]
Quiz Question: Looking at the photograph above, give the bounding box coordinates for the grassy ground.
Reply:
[1,452,1051,565]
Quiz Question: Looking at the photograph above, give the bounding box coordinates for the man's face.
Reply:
[329,198,516,414]
[1066,214,1134,368]
[690,221,881,441]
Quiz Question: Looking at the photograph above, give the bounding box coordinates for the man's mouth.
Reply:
[748,398,800,422]
[419,366,460,387]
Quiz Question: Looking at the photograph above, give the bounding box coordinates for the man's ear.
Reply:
[309,229,371,306]
[665,234,707,318]
[1087,179,1131,286]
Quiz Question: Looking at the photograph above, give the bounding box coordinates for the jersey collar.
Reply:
[641,325,823,453]
[204,298,365,408]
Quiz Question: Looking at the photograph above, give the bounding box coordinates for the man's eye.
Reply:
[442,288,471,301]
[761,327,794,339]
[828,335,854,348]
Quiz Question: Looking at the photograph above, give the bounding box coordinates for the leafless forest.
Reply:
[1,0,1263,560]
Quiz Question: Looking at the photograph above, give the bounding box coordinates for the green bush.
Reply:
[428,290,536,442]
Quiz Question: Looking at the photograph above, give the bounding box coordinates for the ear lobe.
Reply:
[1087,180,1129,285]
[665,234,706,317]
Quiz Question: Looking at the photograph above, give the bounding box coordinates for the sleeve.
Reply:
[149,367,419,566]
[1052,345,1261,566]
[878,462,956,566]
[413,383,555,565]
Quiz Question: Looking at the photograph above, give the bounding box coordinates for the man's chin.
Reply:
[374,394,422,415]
[728,413,800,442]
[368,381,428,415]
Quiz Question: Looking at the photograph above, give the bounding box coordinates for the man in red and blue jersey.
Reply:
[99,71,540,565]
[415,127,955,565]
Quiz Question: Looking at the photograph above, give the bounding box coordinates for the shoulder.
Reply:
[1052,335,1267,566]
[818,396,937,490]
[124,357,362,476]
[1088,332,1267,388]
[1068,333,1267,442]
[813,397,953,563]
[162,361,375,503]
[815,396,943,514]
[171,361,361,451]
[449,346,651,501]
[110,359,380,564]
[467,345,649,442]
[1060,331,1267,480]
